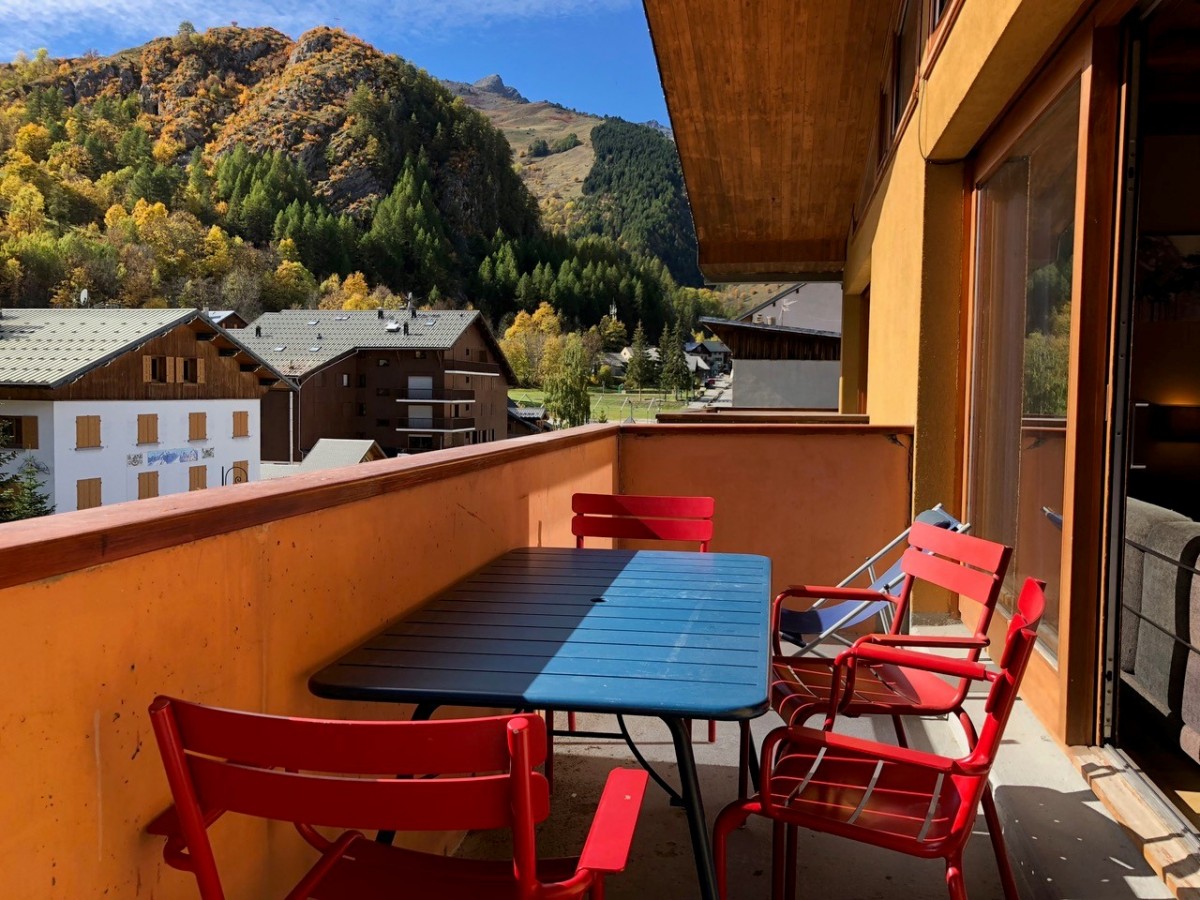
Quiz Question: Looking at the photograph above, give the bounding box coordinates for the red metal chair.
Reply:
[716,578,1047,900]
[744,522,1012,797]
[147,699,648,899]
[563,491,718,741]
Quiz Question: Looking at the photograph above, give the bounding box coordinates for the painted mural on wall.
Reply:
[147,448,200,466]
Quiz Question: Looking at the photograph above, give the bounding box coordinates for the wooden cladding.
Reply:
[188,465,207,492]
[75,415,101,449]
[232,410,250,438]
[0,415,38,449]
[188,412,207,442]
[76,477,101,510]
[138,471,159,500]
[143,356,205,385]
[137,414,159,445]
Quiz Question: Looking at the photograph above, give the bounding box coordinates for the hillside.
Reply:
[444,75,601,216]
[447,76,702,288]
[0,25,738,338]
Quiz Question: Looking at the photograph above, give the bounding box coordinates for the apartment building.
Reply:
[241,308,514,460]
[0,308,288,512]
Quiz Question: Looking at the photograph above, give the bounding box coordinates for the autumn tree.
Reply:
[544,332,592,429]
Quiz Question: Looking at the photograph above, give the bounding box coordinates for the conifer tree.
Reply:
[624,322,653,392]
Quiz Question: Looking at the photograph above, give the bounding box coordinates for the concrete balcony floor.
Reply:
[460,630,1173,899]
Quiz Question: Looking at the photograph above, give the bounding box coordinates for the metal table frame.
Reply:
[310,547,771,900]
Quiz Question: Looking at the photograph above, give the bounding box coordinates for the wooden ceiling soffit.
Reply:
[643,0,894,282]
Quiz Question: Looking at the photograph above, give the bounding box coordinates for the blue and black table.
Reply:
[310,546,771,900]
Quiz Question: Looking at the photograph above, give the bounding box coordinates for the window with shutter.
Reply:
[189,465,207,491]
[76,477,102,509]
[232,411,249,438]
[76,415,101,449]
[137,414,158,445]
[138,471,159,499]
[189,412,207,441]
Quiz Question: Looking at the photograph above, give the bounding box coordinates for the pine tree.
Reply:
[624,322,652,392]
[660,320,690,399]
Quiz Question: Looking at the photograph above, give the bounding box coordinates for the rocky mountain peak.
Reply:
[472,74,527,103]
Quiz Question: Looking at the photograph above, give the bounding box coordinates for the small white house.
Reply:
[0,308,290,514]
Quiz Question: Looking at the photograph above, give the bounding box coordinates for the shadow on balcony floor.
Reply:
[459,695,1173,898]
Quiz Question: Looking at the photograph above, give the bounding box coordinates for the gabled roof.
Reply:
[207,310,247,328]
[0,307,288,389]
[299,439,387,471]
[685,339,730,354]
[701,316,842,361]
[240,309,515,383]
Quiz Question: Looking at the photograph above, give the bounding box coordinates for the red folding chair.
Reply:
[716,578,1047,900]
[741,522,1012,798]
[147,700,648,899]
[562,492,719,741]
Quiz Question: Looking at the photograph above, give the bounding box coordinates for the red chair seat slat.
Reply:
[569,514,714,545]
[571,493,714,519]
[771,657,961,725]
[907,521,1010,575]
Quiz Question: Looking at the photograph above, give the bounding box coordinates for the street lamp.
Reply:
[221,464,248,485]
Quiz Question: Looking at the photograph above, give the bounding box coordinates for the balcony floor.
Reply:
[459,629,1173,899]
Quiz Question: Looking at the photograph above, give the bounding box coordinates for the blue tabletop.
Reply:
[310,547,771,720]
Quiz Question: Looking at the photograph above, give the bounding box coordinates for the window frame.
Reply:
[188,465,208,492]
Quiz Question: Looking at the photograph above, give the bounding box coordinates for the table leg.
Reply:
[377,702,439,845]
[664,716,719,900]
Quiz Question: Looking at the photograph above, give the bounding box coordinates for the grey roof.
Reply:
[207,310,243,326]
[740,282,843,334]
[299,439,386,471]
[685,339,730,354]
[0,308,195,388]
[685,354,710,373]
[700,316,841,341]
[241,309,510,380]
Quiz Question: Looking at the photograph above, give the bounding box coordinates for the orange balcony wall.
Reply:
[0,423,910,897]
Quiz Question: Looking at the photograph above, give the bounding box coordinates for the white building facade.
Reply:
[0,399,261,513]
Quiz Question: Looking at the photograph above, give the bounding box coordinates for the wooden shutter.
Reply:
[142,356,153,382]
[138,471,159,499]
[233,460,249,483]
[189,412,206,441]
[76,477,101,510]
[232,410,249,438]
[189,465,207,491]
[76,415,100,449]
[196,358,205,384]
[21,416,38,450]
[167,357,178,384]
[137,414,158,445]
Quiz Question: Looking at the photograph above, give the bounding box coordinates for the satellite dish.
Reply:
[79,289,89,307]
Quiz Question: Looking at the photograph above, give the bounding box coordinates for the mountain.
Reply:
[0,26,729,337]
[445,75,702,287]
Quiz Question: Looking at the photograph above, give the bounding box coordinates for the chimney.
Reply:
[403,322,409,336]
[255,325,261,337]
[378,308,384,319]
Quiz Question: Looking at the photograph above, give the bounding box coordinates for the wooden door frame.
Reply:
[959,21,1123,745]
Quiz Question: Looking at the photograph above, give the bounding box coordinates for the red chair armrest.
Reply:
[577,768,649,874]
[775,585,895,604]
[854,634,989,651]
[839,643,991,681]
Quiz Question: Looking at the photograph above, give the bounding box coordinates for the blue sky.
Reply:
[0,0,670,123]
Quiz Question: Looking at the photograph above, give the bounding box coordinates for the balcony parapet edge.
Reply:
[0,423,619,592]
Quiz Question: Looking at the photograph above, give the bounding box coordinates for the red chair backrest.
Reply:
[571,493,715,551]
[149,699,549,897]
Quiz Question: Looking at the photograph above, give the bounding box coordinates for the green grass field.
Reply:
[510,388,693,422]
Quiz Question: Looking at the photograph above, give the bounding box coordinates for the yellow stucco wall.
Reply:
[843,0,1093,613]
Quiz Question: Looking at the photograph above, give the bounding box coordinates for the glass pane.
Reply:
[969,81,1080,657]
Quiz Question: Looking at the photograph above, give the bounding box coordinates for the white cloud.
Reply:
[0,0,636,58]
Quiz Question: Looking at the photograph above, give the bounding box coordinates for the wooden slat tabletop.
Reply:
[310,547,771,719]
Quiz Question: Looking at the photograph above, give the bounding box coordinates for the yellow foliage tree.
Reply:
[13,123,51,162]
[152,134,185,165]
[202,226,231,277]
[7,183,45,234]
[340,273,373,310]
